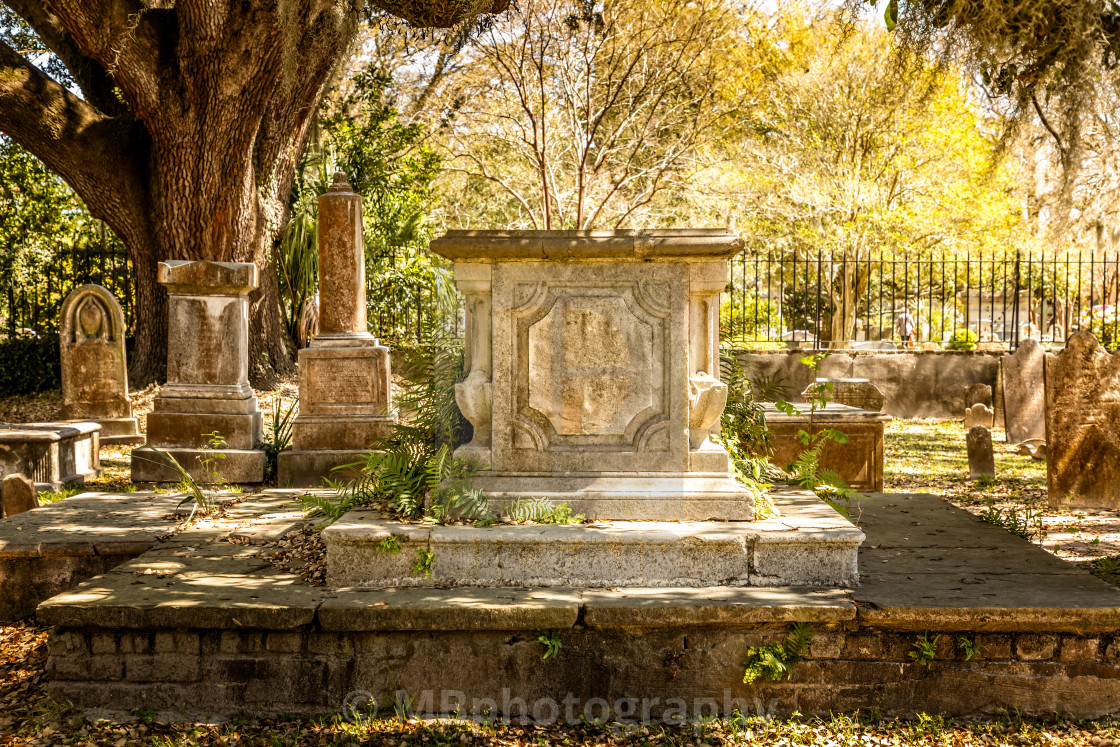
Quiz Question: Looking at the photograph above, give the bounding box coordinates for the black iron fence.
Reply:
[1,241,133,338]
[723,250,1120,351]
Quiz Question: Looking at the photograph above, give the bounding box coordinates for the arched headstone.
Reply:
[59,285,141,444]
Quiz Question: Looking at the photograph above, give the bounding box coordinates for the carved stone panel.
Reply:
[492,262,687,474]
[1003,338,1046,443]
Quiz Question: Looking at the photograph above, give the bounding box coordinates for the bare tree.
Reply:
[432,0,744,229]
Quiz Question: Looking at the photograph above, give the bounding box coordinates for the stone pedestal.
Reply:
[132,261,264,484]
[429,229,755,521]
[278,173,395,487]
[58,285,141,444]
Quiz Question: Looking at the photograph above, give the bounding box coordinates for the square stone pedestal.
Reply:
[278,345,395,487]
[131,260,265,484]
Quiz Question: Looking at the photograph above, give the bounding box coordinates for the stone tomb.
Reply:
[132,261,264,483]
[278,173,395,487]
[1002,338,1046,443]
[58,285,141,444]
[433,229,753,521]
[763,403,890,492]
[1044,331,1120,509]
[323,230,864,589]
[0,422,100,490]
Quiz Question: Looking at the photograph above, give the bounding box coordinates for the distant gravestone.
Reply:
[1002,338,1046,444]
[801,378,885,412]
[964,403,995,429]
[966,425,995,480]
[1044,332,1120,509]
[965,383,993,409]
[59,285,141,444]
[1,473,38,518]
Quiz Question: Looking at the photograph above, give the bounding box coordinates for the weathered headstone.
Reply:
[429,229,755,520]
[58,285,142,444]
[1002,338,1046,444]
[1044,331,1120,509]
[964,403,995,429]
[131,261,265,483]
[278,173,396,487]
[801,378,885,412]
[966,425,995,480]
[965,383,993,408]
[1,473,38,518]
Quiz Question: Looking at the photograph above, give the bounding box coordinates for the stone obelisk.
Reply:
[278,172,395,486]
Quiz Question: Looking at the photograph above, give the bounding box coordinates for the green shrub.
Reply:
[0,334,61,394]
[947,328,978,350]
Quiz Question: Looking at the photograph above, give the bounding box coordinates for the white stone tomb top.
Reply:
[430,229,744,262]
[0,421,101,442]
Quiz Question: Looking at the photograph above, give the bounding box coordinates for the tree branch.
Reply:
[4,0,126,116]
[0,37,148,238]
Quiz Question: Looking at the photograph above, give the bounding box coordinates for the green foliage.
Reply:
[720,296,781,347]
[779,354,865,513]
[979,499,1045,541]
[502,498,584,525]
[413,548,434,578]
[323,69,452,345]
[276,141,333,349]
[0,334,60,394]
[956,636,984,661]
[909,633,940,668]
[305,337,494,526]
[376,536,403,554]
[261,396,297,483]
[537,630,562,661]
[742,623,814,684]
[948,328,979,351]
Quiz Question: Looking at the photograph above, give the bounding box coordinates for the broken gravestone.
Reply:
[967,425,995,480]
[1044,331,1120,509]
[1002,338,1046,444]
[1,473,38,518]
[965,403,995,429]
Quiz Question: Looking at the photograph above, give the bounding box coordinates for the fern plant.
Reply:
[742,623,814,684]
[304,335,497,526]
[502,497,584,524]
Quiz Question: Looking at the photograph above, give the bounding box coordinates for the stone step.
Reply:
[322,489,864,589]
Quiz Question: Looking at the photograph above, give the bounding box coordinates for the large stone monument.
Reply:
[58,285,141,444]
[131,261,265,483]
[1045,331,1120,509]
[278,173,395,487]
[1003,338,1046,443]
[430,229,754,521]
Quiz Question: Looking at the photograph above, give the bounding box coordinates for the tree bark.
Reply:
[1,0,505,386]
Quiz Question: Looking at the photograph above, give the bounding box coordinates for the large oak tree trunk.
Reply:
[1,0,507,388]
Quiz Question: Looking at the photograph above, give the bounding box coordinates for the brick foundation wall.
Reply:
[45,624,1120,721]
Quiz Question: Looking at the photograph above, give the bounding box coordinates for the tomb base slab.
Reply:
[277,449,375,488]
[131,446,265,484]
[463,471,756,522]
[323,488,861,588]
